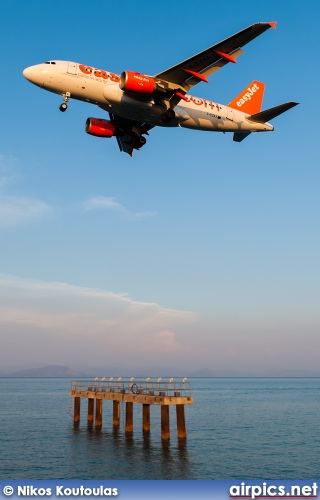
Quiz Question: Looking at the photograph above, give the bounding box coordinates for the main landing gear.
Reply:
[59,92,71,112]
[127,134,146,150]
[130,124,147,149]
[134,135,147,148]
[161,108,176,123]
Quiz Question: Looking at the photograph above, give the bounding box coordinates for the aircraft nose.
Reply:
[23,66,33,81]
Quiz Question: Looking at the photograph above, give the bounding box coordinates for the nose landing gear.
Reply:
[59,92,71,112]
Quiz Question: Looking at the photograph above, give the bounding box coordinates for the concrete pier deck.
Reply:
[70,378,193,439]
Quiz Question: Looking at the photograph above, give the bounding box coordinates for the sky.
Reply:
[0,0,319,376]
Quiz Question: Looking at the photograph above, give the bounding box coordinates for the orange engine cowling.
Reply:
[85,118,116,138]
[120,71,156,94]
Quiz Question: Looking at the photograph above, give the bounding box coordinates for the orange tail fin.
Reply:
[228,81,265,115]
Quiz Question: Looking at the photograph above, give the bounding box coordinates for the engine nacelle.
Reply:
[85,118,116,138]
[120,71,156,94]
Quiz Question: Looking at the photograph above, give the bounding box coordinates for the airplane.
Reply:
[23,22,298,156]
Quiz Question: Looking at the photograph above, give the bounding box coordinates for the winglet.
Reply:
[268,22,277,29]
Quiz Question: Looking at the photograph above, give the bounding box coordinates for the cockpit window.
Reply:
[44,61,56,64]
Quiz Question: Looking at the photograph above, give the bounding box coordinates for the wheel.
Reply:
[138,136,147,147]
[59,103,67,112]
[134,136,147,148]
[166,108,175,120]
[161,112,170,123]
[161,108,175,123]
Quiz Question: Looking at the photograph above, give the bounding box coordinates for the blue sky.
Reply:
[0,0,319,375]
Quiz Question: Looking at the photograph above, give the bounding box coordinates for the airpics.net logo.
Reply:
[229,482,318,499]
[2,486,118,497]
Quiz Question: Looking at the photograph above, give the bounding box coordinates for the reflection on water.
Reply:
[112,425,120,440]
[69,418,191,480]
[160,437,190,479]
[177,438,189,465]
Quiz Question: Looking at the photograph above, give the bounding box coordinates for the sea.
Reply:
[0,378,319,480]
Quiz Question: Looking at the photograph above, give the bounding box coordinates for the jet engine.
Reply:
[85,118,116,138]
[120,71,164,95]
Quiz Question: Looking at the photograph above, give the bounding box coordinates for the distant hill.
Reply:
[3,364,320,378]
[7,365,94,378]
[259,368,320,377]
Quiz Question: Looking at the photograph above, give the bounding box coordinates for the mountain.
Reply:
[7,365,94,378]
[3,364,320,378]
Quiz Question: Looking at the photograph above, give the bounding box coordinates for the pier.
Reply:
[70,378,193,440]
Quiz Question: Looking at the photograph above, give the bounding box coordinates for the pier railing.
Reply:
[71,379,191,398]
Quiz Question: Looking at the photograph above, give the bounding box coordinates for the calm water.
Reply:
[0,378,319,479]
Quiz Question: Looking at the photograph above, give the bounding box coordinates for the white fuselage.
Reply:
[23,61,273,133]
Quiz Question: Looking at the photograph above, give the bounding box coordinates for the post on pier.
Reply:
[74,397,81,424]
[176,404,186,438]
[87,398,94,423]
[142,404,150,433]
[95,398,102,427]
[113,401,120,427]
[125,402,133,432]
[161,405,170,440]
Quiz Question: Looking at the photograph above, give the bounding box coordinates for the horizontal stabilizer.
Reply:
[233,132,251,142]
[248,101,298,123]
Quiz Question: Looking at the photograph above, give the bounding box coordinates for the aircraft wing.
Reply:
[155,22,277,91]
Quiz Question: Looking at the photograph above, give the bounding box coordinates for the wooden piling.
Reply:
[87,398,94,423]
[125,402,133,432]
[74,397,81,424]
[113,401,120,426]
[176,404,186,438]
[161,405,170,440]
[95,398,102,427]
[142,404,150,433]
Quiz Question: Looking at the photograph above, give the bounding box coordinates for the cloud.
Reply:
[0,154,52,228]
[0,275,196,369]
[1,276,319,375]
[84,196,157,219]
[0,195,52,228]
[0,154,19,189]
